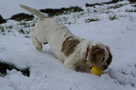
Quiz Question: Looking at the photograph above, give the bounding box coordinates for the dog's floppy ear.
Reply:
[106,46,112,66]
[90,45,105,66]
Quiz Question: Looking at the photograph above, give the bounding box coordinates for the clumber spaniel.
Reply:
[20,4,112,73]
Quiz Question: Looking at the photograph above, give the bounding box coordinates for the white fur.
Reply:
[20,4,109,71]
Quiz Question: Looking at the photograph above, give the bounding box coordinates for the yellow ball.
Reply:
[91,66,103,76]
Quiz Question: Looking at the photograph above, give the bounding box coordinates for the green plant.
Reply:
[24,18,33,21]
[0,26,6,35]
[19,29,25,34]
[19,21,27,26]
[109,15,118,20]
[126,9,136,12]
[0,26,4,31]
[107,4,125,9]
[93,9,97,13]
[85,18,99,23]
[18,21,31,27]
[5,25,13,30]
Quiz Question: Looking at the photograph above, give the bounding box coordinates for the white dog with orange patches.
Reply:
[20,4,112,72]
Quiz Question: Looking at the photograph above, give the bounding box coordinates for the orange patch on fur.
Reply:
[61,36,80,56]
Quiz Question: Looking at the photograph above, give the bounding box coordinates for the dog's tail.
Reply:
[20,4,47,20]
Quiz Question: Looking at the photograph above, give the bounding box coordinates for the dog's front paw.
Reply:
[64,63,76,71]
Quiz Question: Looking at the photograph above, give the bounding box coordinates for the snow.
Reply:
[1,0,136,90]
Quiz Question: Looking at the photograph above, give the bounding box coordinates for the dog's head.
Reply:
[86,42,112,70]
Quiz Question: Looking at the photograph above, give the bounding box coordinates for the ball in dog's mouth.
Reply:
[91,66,103,76]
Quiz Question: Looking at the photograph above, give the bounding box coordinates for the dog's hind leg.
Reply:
[31,28,43,51]
[32,36,43,51]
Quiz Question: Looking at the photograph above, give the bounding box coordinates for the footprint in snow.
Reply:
[108,68,136,87]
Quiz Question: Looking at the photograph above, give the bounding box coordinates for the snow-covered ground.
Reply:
[0,0,136,90]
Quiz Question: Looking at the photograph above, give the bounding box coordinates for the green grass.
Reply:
[109,14,118,20]
[0,26,4,32]
[18,21,31,27]
[126,9,136,12]
[107,4,126,9]
[5,25,13,30]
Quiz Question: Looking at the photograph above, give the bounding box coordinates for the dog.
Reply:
[20,4,112,72]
